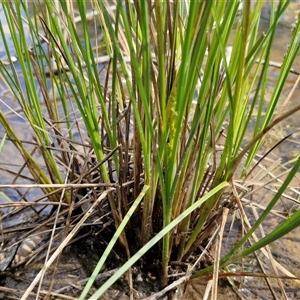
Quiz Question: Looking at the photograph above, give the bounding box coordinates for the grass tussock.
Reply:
[0,1,300,299]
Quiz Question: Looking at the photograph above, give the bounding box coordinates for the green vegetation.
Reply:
[1,0,300,298]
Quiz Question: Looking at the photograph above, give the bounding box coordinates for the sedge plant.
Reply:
[1,0,300,298]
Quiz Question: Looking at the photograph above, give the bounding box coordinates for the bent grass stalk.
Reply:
[192,154,300,278]
[85,182,229,299]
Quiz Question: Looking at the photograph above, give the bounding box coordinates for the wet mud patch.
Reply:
[0,246,86,299]
[0,234,163,300]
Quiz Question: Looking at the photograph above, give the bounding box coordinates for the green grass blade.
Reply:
[79,185,150,300]
[0,133,7,155]
[87,181,229,299]
[240,207,300,258]
[192,154,300,278]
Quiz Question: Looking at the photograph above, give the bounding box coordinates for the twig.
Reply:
[266,60,300,76]
[0,286,78,300]
[142,275,191,300]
